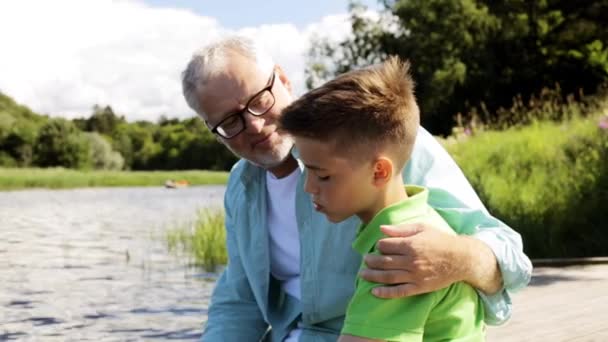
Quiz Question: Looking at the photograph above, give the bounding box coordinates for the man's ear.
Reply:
[372,157,393,187]
[275,65,293,94]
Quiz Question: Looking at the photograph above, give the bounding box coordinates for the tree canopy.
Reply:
[307,0,608,134]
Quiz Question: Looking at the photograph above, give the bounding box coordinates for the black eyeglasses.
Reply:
[208,71,276,139]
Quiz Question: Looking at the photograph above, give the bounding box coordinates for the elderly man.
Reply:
[181,35,531,341]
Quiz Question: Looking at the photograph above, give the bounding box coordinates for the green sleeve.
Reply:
[342,276,445,341]
[342,279,485,342]
[423,282,486,341]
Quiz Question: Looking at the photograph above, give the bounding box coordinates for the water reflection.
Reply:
[0,186,225,340]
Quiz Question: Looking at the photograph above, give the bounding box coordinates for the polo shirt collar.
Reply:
[352,185,429,255]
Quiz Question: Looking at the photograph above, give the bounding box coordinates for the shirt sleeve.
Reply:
[342,276,438,341]
[404,126,533,325]
[342,271,484,341]
[201,175,269,341]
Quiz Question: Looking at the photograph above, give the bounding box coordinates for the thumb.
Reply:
[380,223,424,238]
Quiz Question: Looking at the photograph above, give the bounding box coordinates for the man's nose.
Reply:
[244,113,265,133]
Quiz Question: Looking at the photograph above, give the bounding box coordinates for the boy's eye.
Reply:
[317,175,330,181]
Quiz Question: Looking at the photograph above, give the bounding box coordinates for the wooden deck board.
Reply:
[486,264,608,341]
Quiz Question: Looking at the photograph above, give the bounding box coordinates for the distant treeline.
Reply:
[0,93,237,171]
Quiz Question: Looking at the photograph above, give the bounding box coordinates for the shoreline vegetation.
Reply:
[165,109,607,265]
[0,167,229,191]
[166,208,227,272]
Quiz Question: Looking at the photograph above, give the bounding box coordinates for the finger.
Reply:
[363,254,411,271]
[371,283,423,299]
[359,268,412,285]
[375,237,413,255]
[379,223,424,238]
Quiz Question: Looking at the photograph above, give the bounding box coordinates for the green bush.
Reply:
[447,115,608,258]
[33,118,91,169]
[84,132,125,170]
[166,209,227,271]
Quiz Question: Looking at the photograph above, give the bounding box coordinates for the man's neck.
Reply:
[267,155,298,179]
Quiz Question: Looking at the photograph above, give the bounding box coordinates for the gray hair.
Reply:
[181,35,275,116]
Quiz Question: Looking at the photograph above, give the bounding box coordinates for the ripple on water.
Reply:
[62,264,91,269]
[129,306,207,316]
[83,312,116,320]
[20,290,52,295]
[141,328,201,340]
[7,300,36,308]
[78,276,115,281]
[1,186,223,340]
[0,332,27,341]
[24,316,64,326]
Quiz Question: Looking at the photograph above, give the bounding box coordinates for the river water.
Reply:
[0,186,226,341]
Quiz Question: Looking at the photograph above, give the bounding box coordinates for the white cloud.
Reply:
[0,0,358,121]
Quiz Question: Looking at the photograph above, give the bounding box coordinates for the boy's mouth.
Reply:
[313,201,324,212]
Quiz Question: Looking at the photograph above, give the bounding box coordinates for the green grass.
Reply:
[445,113,608,258]
[0,167,228,190]
[166,209,227,271]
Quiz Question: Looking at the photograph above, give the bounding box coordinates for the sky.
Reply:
[0,0,380,121]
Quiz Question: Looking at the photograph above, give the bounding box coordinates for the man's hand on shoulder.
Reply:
[359,223,503,298]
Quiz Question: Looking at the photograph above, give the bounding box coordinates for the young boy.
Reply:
[279,56,485,341]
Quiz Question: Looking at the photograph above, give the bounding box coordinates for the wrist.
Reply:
[460,235,503,294]
[450,234,476,283]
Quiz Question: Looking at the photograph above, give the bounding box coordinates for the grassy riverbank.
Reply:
[0,167,229,191]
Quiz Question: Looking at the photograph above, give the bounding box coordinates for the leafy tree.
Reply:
[84,105,125,135]
[84,132,124,170]
[158,114,180,126]
[33,118,91,169]
[0,92,47,166]
[308,0,608,134]
[180,117,238,170]
[111,123,134,169]
[128,122,161,169]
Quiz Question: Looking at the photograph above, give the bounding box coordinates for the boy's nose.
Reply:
[304,174,318,195]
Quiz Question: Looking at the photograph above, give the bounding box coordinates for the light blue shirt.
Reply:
[201,127,532,341]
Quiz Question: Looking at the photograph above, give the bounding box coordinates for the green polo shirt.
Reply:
[342,185,485,341]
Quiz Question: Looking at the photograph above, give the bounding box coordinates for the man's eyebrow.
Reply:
[209,106,244,126]
[221,107,244,119]
[214,90,257,122]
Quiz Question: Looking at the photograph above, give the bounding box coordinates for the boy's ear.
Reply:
[372,157,393,186]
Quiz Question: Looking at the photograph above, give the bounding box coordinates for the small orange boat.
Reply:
[164,179,190,189]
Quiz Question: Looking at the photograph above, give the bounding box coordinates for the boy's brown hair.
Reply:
[279,56,420,171]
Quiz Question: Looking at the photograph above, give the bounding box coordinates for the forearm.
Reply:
[458,235,503,295]
[458,222,531,325]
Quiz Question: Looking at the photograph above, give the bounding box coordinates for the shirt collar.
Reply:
[352,185,429,255]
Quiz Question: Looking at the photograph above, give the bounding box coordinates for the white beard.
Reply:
[226,134,294,170]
